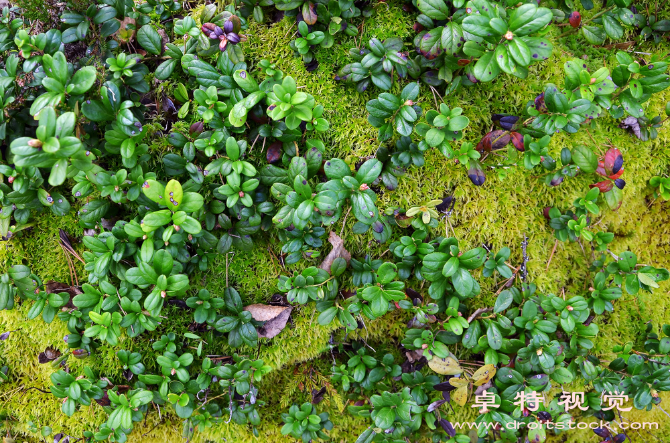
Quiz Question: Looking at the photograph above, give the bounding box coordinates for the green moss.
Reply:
[1,0,670,441]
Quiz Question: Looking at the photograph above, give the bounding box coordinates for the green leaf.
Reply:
[137,25,162,55]
[370,73,392,91]
[572,145,597,173]
[523,37,552,63]
[603,15,624,40]
[318,307,338,326]
[659,337,670,354]
[462,15,493,38]
[447,115,469,131]
[180,216,202,234]
[69,66,97,95]
[356,159,382,184]
[494,44,517,75]
[143,210,172,229]
[49,159,68,186]
[153,250,174,276]
[426,128,445,147]
[550,367,574,384]
[234,69,260,93]
[366,99,394,119]
[487,323,502,350]
[441,256,460,277]
[82,100,114,122]
[351,192,378,225]
[619,91,643,117]
[463,41,485,58]
[458,247,486,269]
[419,27,443,59]
[629,79,643,99]
[155,59,178,80]
[376,262,397,285]
[44,52,69,84]
[93,6,116,24]
[508,38,531,66]
[324,158,351,179]
[395,114,414,136]
[374,407,395,429]
[62,398,76,416]
[473,51,501,82]
[603,186,622,211]
[441,23,463,57]
[581,25,606,45]
[452,267,475,297]
[417,0,450,20]
[494,290,513,313]
[638,272,659,288]
[165,180,183,210]
[142,180,165,204]
[508,4,552,35]
[399,105,417,122]
[528,424,546,443]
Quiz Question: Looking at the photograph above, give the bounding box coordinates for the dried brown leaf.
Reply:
[38,347,61,364]
[405,349,424,363]
[319,232,351,274]
[244,304,293,339]
[114,17,136,44]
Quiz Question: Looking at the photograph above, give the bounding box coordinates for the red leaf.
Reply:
[590,180,614,193]
[595,160,623,179]
[603,148,623,176]
[477,130,510,152]
[534,92,547,113]
[510,132,524,151]
[302,2,318,25]
[266,141,282,164]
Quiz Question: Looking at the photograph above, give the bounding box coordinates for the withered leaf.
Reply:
[311,386,327,404]
[435,196,455,214]
[46,281,82,298]
[474,381,493,395]
[406,288,423,305]
[405,349,424,363]
[488,130,511,151]
[38,347,61,364]
[266,141,282,164]
[244,304,293,339]
[319,232,351,274]
[434,381,456,392]
[439,418,456,437]
[492,114,519,130]
[427,353,463,375]
[395,214,413,228]
[427,399,446,412]
[114,17,136,44]
[95,391,111,407]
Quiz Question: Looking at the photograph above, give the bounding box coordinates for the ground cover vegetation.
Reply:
[0,0,669,441]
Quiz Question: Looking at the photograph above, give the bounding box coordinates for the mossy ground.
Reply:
[1,1,670,442]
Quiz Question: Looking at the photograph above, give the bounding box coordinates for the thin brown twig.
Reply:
[22,386,51,394]
[59,243,77,287]
[339,206,352,238]
[467,307,493,323]
[546,239,558,271]
[249,134,261,152]
[58,230,84,263]
[142,418,164,437]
